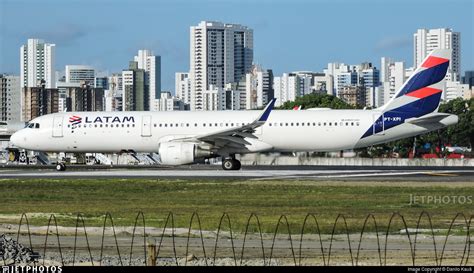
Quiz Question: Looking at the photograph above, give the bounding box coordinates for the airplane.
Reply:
[10,49,458,171]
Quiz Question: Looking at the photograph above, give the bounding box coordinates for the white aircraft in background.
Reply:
[11,49,458,171]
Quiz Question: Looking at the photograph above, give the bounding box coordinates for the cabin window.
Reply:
[323,122,326,126]
[122,124,125,127]
[301,123,304,126]
[194,123,198,127]
[307,122,311,126]
[351,122,354,126]
[215,123,218,127]
[209,123,212,127]
[225,123,229,127]
[153,124,157,127]
[356,122,360,126]
[67,124,70,128]
[269,123,272,126]
[35,123,40,128]
[345,122,349,126]
[94,124,97,128]
[203,123,206,127]
[334,122,337,126]
[186,123,189,127]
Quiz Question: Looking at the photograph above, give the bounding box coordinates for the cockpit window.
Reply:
[26,123,40,129]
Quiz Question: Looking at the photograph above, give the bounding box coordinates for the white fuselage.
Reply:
[11,109,457,155]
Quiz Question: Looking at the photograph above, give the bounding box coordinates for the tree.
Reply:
[279,93,356,110]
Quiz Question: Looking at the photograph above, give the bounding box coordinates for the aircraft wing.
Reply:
[173,99,276,148]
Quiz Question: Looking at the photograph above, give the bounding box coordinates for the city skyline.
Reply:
[0,0,473,92]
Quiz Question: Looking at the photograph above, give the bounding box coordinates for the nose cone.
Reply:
[10,130,25,148]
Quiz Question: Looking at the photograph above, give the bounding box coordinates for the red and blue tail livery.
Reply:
[361,49,450,138]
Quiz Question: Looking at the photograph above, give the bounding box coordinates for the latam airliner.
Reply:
[10,49,458,171]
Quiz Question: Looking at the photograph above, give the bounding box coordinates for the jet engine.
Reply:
[158,142,212,165]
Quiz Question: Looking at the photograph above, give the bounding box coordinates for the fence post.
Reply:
[147,239,156,266]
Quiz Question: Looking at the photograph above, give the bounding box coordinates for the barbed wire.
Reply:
[1,211,472,266]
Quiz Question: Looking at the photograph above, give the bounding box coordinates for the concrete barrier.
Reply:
[239,154,474,167]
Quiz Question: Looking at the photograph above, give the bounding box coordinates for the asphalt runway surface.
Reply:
[0,165,473,181]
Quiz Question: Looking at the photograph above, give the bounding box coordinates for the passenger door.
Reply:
[52,116,64,137]
[372,113,385,135]
[141,115,152,137]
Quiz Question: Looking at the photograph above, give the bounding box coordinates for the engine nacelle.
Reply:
[158,142,211,165]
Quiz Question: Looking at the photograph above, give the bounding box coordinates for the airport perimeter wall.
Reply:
[239,154,474,167]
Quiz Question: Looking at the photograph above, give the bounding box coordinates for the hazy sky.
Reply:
[0,0,472,92]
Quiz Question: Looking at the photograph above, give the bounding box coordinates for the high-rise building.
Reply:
[414,28,461,81]
[324,63,353,96]
[134,50,161,111]
[157,92,186,111]
[65,65,95,85]
[290,72,313,97]
[20,39,56,88]
[57,81,104,112]
[273,74,299,107]
[122,61,149,111]
[105,73,123,112]
[445,81,470,101]
[359,63,380,108]
[245,65,274,109]
[462,71,474,89]
[339,85,366,107]
[313,73,333,95]
[22,80,59,121]
[190,21,253,110]
[380,57,406,106]
[94,76,109,89]
[0,75,21,123]
[175,72,191,105]
[202,86,220,111]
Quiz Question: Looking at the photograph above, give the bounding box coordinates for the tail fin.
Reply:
[380,49,450,116]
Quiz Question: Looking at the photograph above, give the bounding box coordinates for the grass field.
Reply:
[0,178,472,234]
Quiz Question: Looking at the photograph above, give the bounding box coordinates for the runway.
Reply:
[0,165,473,181]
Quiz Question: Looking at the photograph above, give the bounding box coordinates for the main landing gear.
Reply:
[222,157,241,171]
[56,162,66,171]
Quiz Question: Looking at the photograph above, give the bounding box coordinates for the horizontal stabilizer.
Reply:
[405,113,455,125]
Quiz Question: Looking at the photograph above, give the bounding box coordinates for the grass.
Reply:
[0,178,472,234]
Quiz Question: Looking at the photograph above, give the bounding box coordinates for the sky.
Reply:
[0,0,472,93]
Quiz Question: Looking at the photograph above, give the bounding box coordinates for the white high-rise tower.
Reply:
[134,49,161,111]
[20,39,56,88]
[190,21,253,110]
[414,28,460,81]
